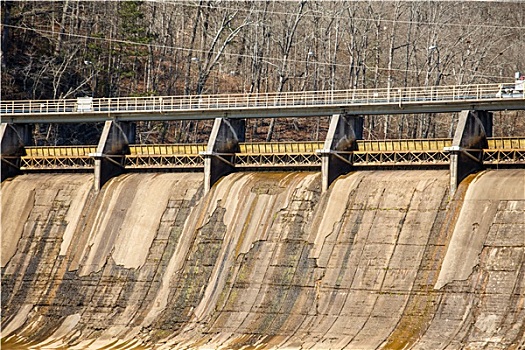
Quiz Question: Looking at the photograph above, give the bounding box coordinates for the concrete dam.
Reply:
[2,169,524,349]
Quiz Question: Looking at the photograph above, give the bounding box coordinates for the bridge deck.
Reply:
[13,137,525,170]
[2,83,524,123]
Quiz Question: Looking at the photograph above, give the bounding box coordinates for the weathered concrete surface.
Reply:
[449,110,492,195]
[423,169,525,350]
[1,169,524,349]
[320,114,363,192]
[203,118,246,193]
[0,123,32,182]
[93,120,134,191]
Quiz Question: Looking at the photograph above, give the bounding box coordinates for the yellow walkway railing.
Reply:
[16,137,525,170]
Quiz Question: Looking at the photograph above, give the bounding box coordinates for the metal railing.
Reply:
[14,137,525,170]
[24,145,97,157]
[125,154,205,168]
[235,142,323,168]
[352,150,450,165]
[2,83,522,118]
[357,139,453,152]
[487,137,525,149]
[126,143,206,168]
[129,144,206,155]
[239,141,324,154]
[484,149,525,163]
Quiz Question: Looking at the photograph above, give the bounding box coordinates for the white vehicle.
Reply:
[496,72,524,97]
[76,96,93,112]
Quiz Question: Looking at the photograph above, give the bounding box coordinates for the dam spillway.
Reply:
[1,169,524,349]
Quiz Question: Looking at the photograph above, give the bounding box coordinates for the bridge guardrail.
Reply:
[1,83,521,117]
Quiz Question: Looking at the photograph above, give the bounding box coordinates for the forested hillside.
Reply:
[1,1,524,143]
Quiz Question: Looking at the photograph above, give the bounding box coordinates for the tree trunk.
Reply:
[55,0,69,56]
[1,1,13,68]
[266,0,307,142]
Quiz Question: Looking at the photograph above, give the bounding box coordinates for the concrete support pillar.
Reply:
[202,118,245,193]
[319,114,363,192]
[447,110,492,195]
[92,120,134,191]
[1,123,32,181]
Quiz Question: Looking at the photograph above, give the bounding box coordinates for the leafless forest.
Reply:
[1,1,524,144]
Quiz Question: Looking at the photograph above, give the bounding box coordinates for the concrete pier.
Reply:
[0,123,32,181]
[447,110,492,195]
[92,120,135,190]
[319,114,363,192]
[202,118,245,193]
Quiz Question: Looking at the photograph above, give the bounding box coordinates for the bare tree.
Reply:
[266,0,307,141]
[194,10,250,94]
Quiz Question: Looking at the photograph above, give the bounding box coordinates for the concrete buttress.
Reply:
[320,114,363,192]
[448,110,492,195]
[203,118,245,193]
[93,120,135,190]
[1,123,32,182]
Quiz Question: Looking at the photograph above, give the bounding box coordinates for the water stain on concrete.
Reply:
[1,170,524,349]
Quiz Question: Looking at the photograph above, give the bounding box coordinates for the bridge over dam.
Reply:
[1,83,525,349]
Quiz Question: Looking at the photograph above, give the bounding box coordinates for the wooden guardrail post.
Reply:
[202,118,245,194]
[446,110,493,195]
[1,123,32,181]
[318,114,363,192]
[91,120,135,191]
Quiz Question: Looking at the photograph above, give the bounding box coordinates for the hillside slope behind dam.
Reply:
[1,169,524,349]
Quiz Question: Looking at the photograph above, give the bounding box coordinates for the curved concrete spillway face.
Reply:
[1,169,524,349]
[424,169,525,350]
[1,172,205,347]
[1,174,94,268]
[437,169,525,289]
[77,172,202,275]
